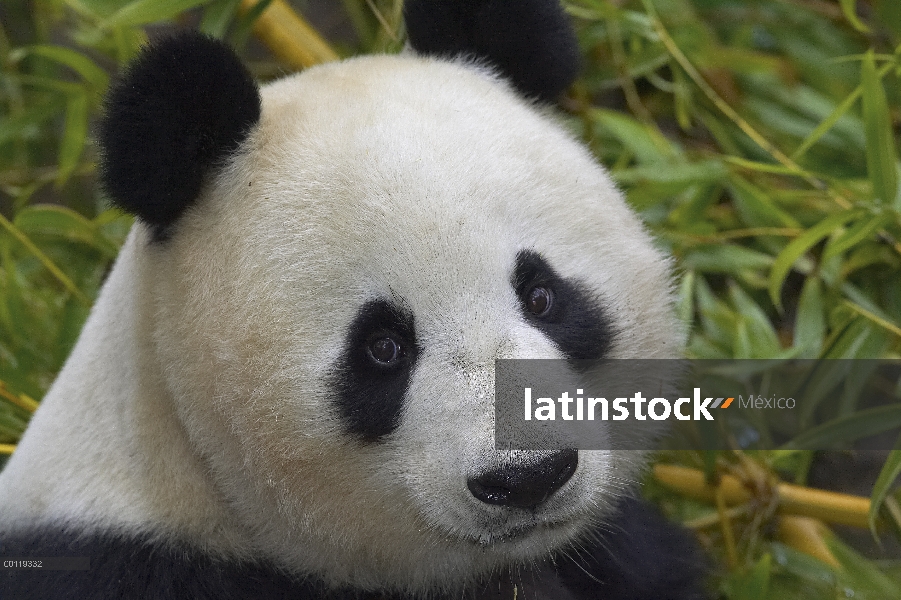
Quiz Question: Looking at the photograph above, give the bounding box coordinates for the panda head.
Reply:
[96,2,683,593]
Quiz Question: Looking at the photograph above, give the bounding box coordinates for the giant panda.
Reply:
[0,1,707,598]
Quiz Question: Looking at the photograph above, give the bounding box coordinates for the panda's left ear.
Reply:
[403,0,581,102]
[98,33,261,241]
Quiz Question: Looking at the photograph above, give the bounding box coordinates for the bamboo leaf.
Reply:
[0,213,90,306]
[794,277,825,358]
[838,0,870,33]
[14,205,120,259]
[103,0,213,27]
[613,160,727,187]
[724,156,803,176]
[729,175,800,228]
[843,300,901,339]
[770,543,837,588]
[861,51,900,206]
[827,536,901,596]
[590,108,679,163]
[678,270,695,326]
[791,88,861,160]
[683,244,774,275]
[868,440,901,534]
[732,553,772,600]
[822,318,870,360]
[200,0,242,38]
[783,404,901,450]
[57,92,89,186]
[791,61,893,162]
[23,45,109,97]
[729,283,781,357]
[768,209,866,308]
[822,211,889,262]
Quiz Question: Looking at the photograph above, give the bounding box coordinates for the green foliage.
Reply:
[1,0,900,596]
[0,0,279,434]
[567,1,901,367]
[564,0,901,595]
[755,541,901,599]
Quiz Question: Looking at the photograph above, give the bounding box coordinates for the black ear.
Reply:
[403,0,580,102]
[98,33,261,241]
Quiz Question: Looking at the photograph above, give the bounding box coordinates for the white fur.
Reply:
[0,55,683,594]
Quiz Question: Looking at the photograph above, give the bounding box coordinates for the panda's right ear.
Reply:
[98,33,261,241]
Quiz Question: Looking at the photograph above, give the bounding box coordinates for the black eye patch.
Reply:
[331,300,418,442]
[512,250,615,361]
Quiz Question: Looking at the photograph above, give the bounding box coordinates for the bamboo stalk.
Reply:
[654,464,871,528]
[239,0,339,70]
[777,515,840,567]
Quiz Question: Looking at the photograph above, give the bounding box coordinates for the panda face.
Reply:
[140,55,682,590]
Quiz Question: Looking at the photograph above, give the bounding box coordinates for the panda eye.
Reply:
[367,335,402,365]
[525,285,553,317]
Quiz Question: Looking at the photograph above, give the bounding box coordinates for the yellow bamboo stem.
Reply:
[239,0,339,70]
[779,482,872,528]
[777,515,840,567]
[654,464,871,528]
[0,443,16,455]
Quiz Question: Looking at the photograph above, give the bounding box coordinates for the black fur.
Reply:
[0,498,706,599]
[512,250,616,361]
[98,33,260,241]
[558,496,709,600]
[332,300,419,441]
[403,0,581,102]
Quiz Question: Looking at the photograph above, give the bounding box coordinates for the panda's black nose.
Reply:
[467,450,577,509]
